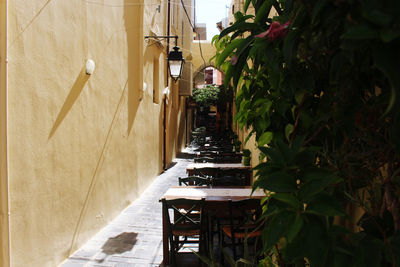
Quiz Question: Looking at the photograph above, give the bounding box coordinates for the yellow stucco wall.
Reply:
[192,40,216,75]
[3,0,191,266]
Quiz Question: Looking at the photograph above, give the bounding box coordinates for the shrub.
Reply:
[192,84,220,108]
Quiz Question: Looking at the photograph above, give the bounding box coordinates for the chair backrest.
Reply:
[192,167,219,178]
[178,176,212,186]
[215,155,242,163]
[194,156,215,163]
[228,198,264,238]
[162,198,206,238]
[218,169,251,185]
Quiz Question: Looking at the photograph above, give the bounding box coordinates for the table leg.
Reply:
[162,204,169,265]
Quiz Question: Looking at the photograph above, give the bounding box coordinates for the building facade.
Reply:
[0,0,193,266]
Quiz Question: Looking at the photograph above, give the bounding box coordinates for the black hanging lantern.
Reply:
[167,46,185,81]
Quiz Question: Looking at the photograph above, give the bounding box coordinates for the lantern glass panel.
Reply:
[169,60,183,79]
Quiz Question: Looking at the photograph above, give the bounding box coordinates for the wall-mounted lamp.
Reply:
[86,59,95,75]
[167,46,185,82]
[144,35,185,82]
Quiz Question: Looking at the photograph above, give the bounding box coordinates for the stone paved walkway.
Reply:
[60,151,194,267]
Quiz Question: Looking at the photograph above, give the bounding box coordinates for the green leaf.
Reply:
[283,30,297,68]
[306,195,346,216]
[235,36,254,59]
[259,146,284,164]
[353,235,384,267]
[311,0,329,22]
[220,22,258,39]
[244,0,252,13]
[380,29,400,43]
[285,124,294,141]
[264,212,289,249]
[302,169,338,183]
[295,90,306,104]
[254,118,270,133]
[373,46,400,116]
[257,171,297,192]
[298,175,342,202]
[287,214,304,242]
[244,129,255,145]
[223,64,233,88]
[258,131,273,146]
[301,218,329,265]
[271,193,300,208]
[362,8,392,27]
[342,24,379,40]
[216,38,243,66]
[254,0,274,24]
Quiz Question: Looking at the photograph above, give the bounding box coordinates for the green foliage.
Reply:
[213,0,400,265]
[243,149,251,157]
[192,84,220,108]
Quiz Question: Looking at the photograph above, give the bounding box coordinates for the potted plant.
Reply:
[234,140,242,152]
[242,149,251,166]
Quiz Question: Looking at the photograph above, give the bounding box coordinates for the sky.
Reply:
[195,0,232,40]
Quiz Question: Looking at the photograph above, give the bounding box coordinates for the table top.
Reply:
[161,186,265,201]
[186,163,252,170]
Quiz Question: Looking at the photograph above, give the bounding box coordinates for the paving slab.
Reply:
[60,151,194,267]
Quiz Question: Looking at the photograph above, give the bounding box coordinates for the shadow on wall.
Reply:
[48,67,89,139]
[160,96,164,169]
[124,0,143,135]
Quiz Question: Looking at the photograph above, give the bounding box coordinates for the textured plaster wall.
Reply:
[0,1,10,266]
[4,0,188,266]
[192,40,216,76]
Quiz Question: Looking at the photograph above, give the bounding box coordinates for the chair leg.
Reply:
[231,237,237,262]
[220,233,224,265]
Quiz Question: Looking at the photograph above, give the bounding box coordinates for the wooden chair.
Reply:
[178,176,212,186]
[220,199,264,262]
[162,198,207,267]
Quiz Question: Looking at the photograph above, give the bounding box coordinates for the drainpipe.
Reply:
[163,0,171,170]
[0,0,10,266]
[185,98,188,146]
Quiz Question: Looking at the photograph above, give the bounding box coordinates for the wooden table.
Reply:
[160,186,265,265]
[186,163,253,185]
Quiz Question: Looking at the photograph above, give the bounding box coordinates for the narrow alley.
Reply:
[1,0,399,266]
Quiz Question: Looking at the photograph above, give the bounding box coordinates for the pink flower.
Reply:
[255,21,290,41]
